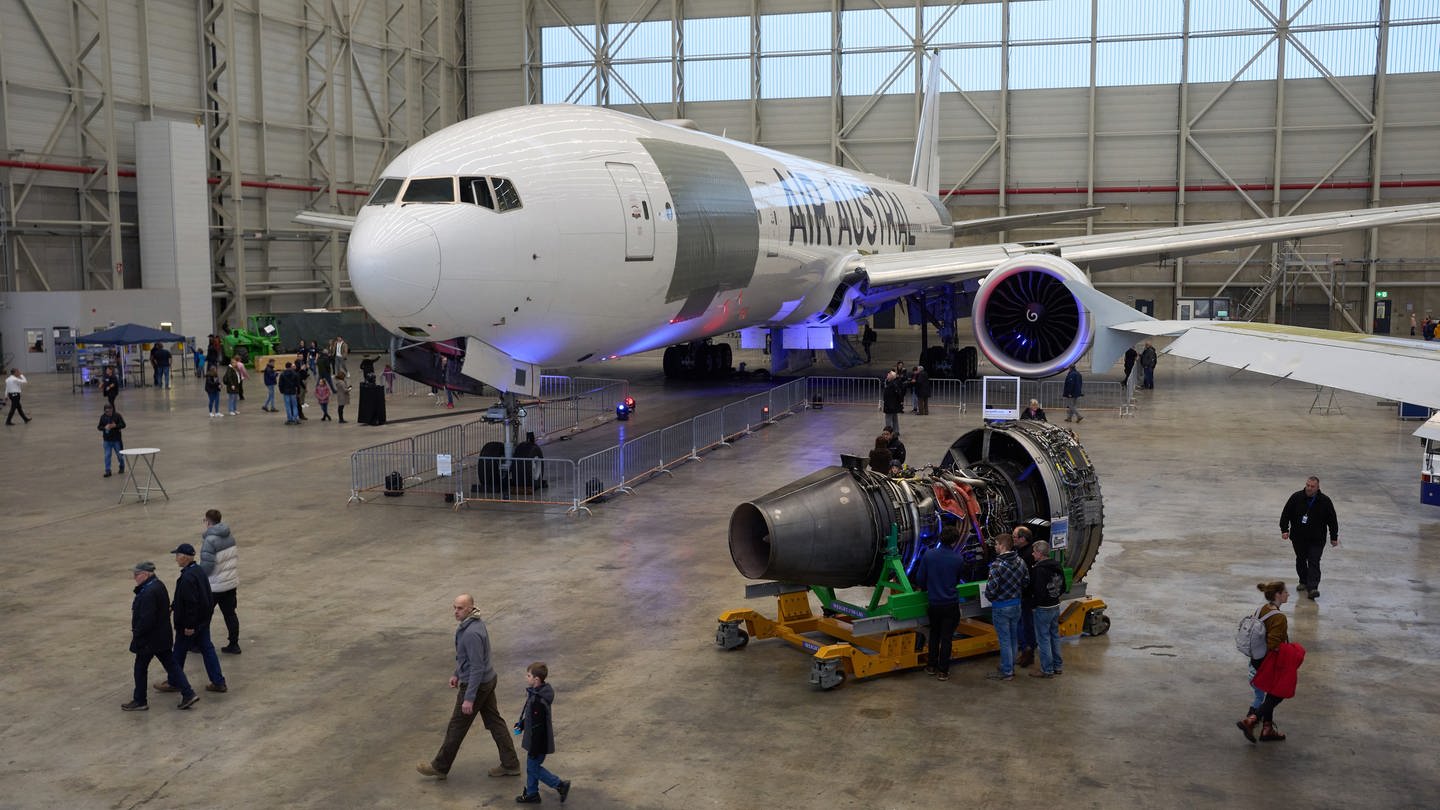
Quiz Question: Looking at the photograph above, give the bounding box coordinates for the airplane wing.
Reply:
[1062,278,1440,410]
[859,202,1440,288]
[294,211,357,231]
[951,206,1104,237]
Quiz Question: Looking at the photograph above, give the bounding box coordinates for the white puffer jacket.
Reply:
[200,522,240,593]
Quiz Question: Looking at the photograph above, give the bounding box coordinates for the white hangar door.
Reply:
[606,162,654,261]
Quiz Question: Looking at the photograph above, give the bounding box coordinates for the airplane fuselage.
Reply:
[347,105,951,378]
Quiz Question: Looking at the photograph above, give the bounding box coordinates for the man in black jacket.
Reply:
[881,371,906,433]
[98,404,125,478]
[156,543,229,694]
[1028,541,1067,678]
[1279,476,1339,599]
[123,562,198,711]
[278,362,300,424]
[912,365,931,415]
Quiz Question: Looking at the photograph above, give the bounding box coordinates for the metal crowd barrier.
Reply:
[692,408,726,455]
[349,451,464,504]
[620,430,669,486]
[812,375,1133,416]
[352,377,825,513]
[806,376,881,407]
[460,456,579,508]
[660,420,697,468]
[575,445,628,503]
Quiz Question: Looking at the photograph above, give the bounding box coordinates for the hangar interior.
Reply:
[2,0,1438,346]
[2,2,1440,808]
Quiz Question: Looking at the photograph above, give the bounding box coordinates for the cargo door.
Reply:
[606,162,654,261]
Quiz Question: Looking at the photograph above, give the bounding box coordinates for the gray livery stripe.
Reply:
[639,138,759,307]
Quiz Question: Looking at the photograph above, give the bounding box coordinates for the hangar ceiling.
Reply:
[1,0,1437,331]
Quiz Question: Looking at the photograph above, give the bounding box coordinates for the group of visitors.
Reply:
[880,361,930,433]
[123,508,242,711]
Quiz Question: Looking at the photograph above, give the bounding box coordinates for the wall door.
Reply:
[606,162,654,261]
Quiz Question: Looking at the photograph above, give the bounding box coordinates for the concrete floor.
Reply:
[2,348,1438,810]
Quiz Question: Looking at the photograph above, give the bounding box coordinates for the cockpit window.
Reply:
[366,177,403,206]
[402,177,456,203]
[459,177,494,210]
[491,177,521,212]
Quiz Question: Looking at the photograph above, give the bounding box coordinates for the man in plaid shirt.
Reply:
[984,533,1030,681]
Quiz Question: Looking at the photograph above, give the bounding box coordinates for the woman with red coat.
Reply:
[1238,580,1305,743]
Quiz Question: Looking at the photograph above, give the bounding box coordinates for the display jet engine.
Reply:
[729,418,1103,589]
[717,419,1108,688]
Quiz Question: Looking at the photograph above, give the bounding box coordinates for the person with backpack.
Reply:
[1236,580,1301,743]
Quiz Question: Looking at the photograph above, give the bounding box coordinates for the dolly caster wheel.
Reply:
[810,659,846,690]
[1084,610,1111,636]
[716,620,749,650]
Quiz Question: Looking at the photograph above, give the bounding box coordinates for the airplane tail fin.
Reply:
[909,50,942,196]
[1062,279,1157,372]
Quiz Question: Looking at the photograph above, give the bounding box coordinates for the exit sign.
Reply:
[1376,291,1389,299]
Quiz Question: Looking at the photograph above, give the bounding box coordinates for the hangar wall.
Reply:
[0,0,466,335]
[1,0,1437,351]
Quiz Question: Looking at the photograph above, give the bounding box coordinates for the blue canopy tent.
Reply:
[76,323,178,346]
[74,324,181,391]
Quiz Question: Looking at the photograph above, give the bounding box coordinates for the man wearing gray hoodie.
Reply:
[199,509,242,654]
[417,594,521,780]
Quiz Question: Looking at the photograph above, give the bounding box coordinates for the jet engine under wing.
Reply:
[1061,278,1440,409]
[858,202,1440,289]
[295,210,357,231]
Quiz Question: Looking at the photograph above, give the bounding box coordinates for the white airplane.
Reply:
[297,60,1440,471]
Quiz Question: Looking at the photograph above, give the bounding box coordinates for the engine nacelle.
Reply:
[972,253,1094,378]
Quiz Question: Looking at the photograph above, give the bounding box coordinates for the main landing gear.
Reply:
[662,340,732,380]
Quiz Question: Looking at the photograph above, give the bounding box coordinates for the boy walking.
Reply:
[514,662,571,804]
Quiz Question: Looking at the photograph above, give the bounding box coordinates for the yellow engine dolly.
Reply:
[717,585,1109,689]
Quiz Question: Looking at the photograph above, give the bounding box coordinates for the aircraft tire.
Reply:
[663,346,682,378]
[513,441,544,490]
[921,346,948,378]
[476,441,507,494]
[718,342,733,374]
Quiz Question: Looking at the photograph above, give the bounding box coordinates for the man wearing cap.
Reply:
[155,543,228,695]
[124,562,199,711]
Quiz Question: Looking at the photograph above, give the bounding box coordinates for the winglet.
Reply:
[1063,279,1155,372]
[909,50,942,196]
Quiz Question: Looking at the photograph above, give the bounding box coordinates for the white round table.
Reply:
[117,448,169,504]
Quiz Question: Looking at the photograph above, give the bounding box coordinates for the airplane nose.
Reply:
[348,211,441,320]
